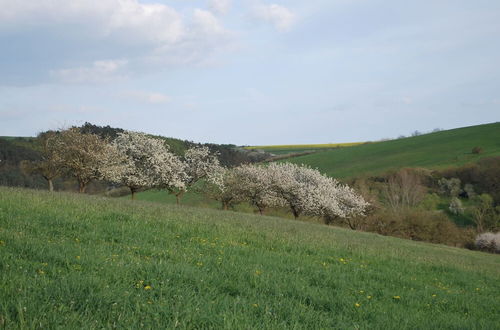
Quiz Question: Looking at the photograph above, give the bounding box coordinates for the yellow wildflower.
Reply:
[144,285,152,290]
[355,303,361,308]
[393,296,401,299]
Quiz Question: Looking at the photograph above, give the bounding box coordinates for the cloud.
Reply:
[252,3,296,32]
[0,1,185,44]
[0,0,232,85]
[50,59,128,83]
[209,0,231,15]
[120,90,171,104]
[193,9,225,35]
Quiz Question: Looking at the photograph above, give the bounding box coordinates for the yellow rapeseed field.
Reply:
[243,142,364,150]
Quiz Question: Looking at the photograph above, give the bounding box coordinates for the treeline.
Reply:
[345,163,500,252]
[15,127,368,225]
[0,123,273,192]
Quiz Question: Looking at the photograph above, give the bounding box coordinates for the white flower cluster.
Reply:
[182,146,223,189]
[207,162,369,221]
[475,232,500,253]
[107,131,186,195]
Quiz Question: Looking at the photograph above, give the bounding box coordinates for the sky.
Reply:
[0,0,499,145]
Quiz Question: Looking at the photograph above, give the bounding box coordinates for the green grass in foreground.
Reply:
[283,122,500,178]
[1,187,499,329]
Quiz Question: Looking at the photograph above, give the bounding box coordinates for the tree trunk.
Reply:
[222,202,228,210]
[176,190,185,205]
[291,207,300,219]
[78,181,87,193]
[48,179,54,192]
[130,187,136,200]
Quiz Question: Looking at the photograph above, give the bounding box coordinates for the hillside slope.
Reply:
[0,187,499,328]
[283,122,500,178]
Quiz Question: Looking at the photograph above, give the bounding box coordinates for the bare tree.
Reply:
[384,169,426,211]
[20,131,61,191]
[54,128,116,193]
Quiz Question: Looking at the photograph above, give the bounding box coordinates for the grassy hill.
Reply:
[282,122,500,178]
[1,187,499,328]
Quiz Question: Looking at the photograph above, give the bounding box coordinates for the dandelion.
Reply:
[252,304,259,308]
[355,303,361,308]
[367,296,372,299]
[196,262,203,267]
[75,256,80,260]
[359,290,364,294]
[37,269,45,275]
[144,285,152,290]
[255,270,262,275]
[393,296,401,300]
[432,294,437,297]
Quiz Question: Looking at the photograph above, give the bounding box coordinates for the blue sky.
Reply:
[0,0,499,145]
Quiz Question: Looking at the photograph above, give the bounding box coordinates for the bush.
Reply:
[449,197,464,215]
[438,177,461,197]
[363,209,467,247]
[472,146,483,154]
[475,232,500,253]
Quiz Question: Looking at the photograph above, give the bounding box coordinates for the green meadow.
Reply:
[1,187,499,329]
[283,122,500,178]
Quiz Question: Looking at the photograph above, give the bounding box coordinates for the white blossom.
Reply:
[109,131,185,198]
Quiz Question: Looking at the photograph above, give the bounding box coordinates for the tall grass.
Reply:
[0,187,499,328]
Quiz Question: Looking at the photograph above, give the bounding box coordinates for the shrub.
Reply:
[449,197,464,215]
[438,177,461,197]
[463,183,475,199]
[475,232,500,253]
[363,209,466,247]
[472,146,483,154]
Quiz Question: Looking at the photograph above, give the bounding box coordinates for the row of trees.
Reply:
[22,128,368,224]
[205,163,368,224]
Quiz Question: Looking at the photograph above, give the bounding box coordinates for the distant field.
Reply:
[1,187,499,328]
[282,122,500,178]
[244,142,364,155]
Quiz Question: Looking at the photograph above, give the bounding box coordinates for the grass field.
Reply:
[282,122,500,178]
[244,143,364,155]
[1,187,499,328]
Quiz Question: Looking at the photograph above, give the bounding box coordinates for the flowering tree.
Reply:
[171,146,222,204]
[108,131,186,199]
[232,164,285,215]
[203,167,244,210]
[54,128,118,193]
[304,175,369,225]
[267,163,324,219]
